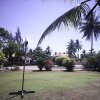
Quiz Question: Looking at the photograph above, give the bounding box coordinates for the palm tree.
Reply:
[67,39,76,58]
[44,46,52,56]
[82,50,86,56]
[80,12,100,55]
[75,39,82,60]
[37,0,100,46]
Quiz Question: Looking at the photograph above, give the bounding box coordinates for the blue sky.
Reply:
[0,0,100,54]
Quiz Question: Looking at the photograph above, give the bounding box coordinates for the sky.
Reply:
[0,0,100,54]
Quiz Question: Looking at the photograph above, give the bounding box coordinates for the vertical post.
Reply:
[21,40,28,98]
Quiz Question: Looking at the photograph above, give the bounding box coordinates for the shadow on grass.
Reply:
[5,94,19,100]
[63,70,75,72]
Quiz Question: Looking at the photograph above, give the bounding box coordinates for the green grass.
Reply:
[0,71,100,100]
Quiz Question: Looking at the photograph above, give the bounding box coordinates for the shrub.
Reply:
[87,56,98,70]
[36,57,45,71]
[0,52,5,68]
[62,57,75,71]
[81,58,89,68]
[55,57,63,66]
[82,55,98,71]
[55,56,69,66]
[44,60,53,71]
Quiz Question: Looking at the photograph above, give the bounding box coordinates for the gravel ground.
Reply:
[0,65,83,71]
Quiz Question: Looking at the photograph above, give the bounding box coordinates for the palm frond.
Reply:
[37,3,90,46]
[80,12,100,40]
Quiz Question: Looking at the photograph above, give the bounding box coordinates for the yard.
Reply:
[0,71,100,100]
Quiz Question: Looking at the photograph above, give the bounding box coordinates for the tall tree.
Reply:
[67,39,76,58]
[27,49,34,59]
[15,27,23,44]
[44,46,52,56]
[75,39,82,60]
[80,12,100,55]
[0,27,9,49]
[37,0,100,46]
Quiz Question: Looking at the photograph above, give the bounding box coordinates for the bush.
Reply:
[62,57,75,71]
[88,56,98,70]
[44,60,53,71]
[82,55,98,71]
[55,56,69,66]
[36,57,45,71]
[0,52,5,68]
[81,58,89,68]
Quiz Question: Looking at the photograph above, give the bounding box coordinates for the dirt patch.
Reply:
[32,80,100,100]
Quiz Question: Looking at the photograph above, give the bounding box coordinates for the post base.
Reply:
[9,90,35,98]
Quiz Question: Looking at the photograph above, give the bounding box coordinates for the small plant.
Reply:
[36,57,45,71]
[44,60,53,71]
[62,57,75,71]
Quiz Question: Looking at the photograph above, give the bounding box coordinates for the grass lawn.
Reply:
[0,71,100,100]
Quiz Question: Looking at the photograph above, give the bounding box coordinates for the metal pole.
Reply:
[21,40,28,98]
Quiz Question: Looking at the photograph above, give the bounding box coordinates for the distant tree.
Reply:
[75,39,82,60]
[44,46,52,56]
[0,27,9,49]
[81,50,87,59]
[27,49,34,59]
[3,38,18,66]
[14,27,24,65]
[82,50,86,56]
[2,27,24,66]
[80,12,100,55]
[15,27,23,44]
[33,47,45,60]
[67,39,76,58]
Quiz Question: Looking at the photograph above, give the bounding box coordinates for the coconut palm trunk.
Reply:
[77,50,79,61]
[91,33,93,55]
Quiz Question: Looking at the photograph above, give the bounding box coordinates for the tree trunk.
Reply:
[91,33,93,55]
[77,50,79,61]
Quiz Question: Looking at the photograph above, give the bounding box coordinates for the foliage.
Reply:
[81,54,99,71]
[44,46,52,56]
[55,56,68,66]
[33,47,46,60]
[62,57,75,71]
[67,39,76,58]
[67,39,74,57]
[0,52,5,67]
[75,39,82,60]
[67,39,82,59]
[36,57,45,71]
[1,27,24,66]
[37,2,90,46]
[44,60,53,71]
[88,56,98,69]
[81,58,89,68]
[0,27,9,49]
[80,12,100,55]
